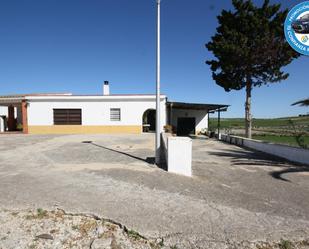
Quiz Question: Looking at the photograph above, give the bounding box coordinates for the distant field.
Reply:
[209,116,309,130]
[209,116,309,148]
[244,134,309,148]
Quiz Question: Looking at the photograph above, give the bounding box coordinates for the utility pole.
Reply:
[155,0,161,165]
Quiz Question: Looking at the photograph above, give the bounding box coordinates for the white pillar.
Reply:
[167,137,192,177]
[0,117,4,132]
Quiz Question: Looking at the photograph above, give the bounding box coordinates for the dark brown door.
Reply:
[177,117,196,136]
[7,105,16,131]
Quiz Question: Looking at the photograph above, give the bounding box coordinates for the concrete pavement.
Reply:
[0,134,308,248]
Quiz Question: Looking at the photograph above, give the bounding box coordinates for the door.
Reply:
[177,117,196,136]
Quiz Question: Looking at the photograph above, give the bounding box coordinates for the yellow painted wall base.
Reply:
[28,125,142,134]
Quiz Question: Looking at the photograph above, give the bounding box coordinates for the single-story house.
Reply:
[0,82,228,135]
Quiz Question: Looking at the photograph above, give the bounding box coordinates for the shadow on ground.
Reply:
[208,147,309,182]
[82,141,167,171]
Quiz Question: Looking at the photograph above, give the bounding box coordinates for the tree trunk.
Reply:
[245,80,252,139]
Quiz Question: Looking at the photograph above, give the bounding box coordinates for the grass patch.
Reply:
[158,238,164,247]
[279,240,293,249]
[25,208,48,220]
[36,208,48,219]
[127,229,143,240]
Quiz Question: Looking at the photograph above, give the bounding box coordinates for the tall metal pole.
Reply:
[155,0,161,165]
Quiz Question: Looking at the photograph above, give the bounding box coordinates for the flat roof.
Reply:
[167,101,229,111]
[0,93,166,98]
[0,93,73,98]
[0,94,229,112]
[0,93,167,104]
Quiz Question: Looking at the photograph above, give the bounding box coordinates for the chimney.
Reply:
[103,81,110,95]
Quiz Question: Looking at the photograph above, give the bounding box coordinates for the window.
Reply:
[110,108,121,121]
[53,109,82,125]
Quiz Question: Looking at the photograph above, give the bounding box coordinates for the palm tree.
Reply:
[292,98,309,107]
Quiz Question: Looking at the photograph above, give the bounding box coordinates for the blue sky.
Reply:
[0,0,308,118]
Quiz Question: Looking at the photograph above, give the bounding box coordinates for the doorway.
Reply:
[142,109,156,132]
[177,117,196,136]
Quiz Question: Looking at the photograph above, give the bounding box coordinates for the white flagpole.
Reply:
[155,0,161,165]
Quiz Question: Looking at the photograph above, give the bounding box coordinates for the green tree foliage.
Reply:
[206,0,300,138]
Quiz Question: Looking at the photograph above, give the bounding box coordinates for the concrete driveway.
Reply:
[0,134,308,248]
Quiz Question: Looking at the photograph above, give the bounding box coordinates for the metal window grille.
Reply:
[53,109,82,125]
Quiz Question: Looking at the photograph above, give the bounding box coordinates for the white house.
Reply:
[0,82,228,135]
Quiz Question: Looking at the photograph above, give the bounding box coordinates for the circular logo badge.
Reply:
[284,1,309,55]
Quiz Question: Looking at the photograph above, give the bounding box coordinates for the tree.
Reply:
[206,0,300,138]
[292,98,309,107]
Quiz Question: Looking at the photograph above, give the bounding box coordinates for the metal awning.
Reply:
[166,101,229,112]
[0,98,23,106]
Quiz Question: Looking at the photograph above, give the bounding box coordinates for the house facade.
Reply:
[0,82,228,135]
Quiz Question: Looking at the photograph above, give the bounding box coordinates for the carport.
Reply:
[166,101,229,136]
[0,95,28,134]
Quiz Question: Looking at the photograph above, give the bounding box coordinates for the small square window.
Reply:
[110,108,121,121]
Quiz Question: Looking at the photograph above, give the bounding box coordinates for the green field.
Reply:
[209,116,309,130]
[245,134,309,148]
[209,116,309,148]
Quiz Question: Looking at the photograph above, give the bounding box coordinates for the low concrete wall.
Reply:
[221,134,309,165]
[161,133,192,176]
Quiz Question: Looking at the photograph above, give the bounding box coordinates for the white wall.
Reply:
[0,106,18,119]
[161,133,192,177]
[169,108,208,133]
[167,136,192,176]
[0,106,7,116]
[221,134,309,165]
[27,97,167,131]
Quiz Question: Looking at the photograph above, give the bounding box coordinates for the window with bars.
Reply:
[110,108,121,121]
[53,109,82,125]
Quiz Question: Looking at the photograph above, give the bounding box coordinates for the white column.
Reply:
[0,117,4,132]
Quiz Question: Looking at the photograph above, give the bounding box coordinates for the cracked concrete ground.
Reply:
[0,134,308,248]
[0,209,162,249]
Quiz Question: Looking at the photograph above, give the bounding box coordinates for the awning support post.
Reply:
[207,111,210,132]
[21,100,28,134]
[217,109,221,138]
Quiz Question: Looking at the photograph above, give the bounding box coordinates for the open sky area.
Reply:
[0,0,308,118]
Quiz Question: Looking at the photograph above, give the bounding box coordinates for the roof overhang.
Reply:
[167,101,229,112]
[0,97,24,105]
[25,95,167,101]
